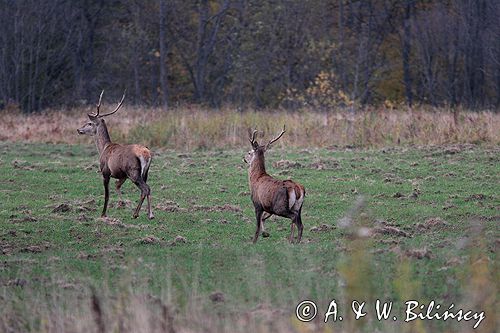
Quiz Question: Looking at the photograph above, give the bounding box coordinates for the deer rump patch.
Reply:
[286,182,304,211]
[265,182,304,215]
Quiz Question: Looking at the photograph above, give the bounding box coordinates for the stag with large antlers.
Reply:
[243,125,305,243]
[77,91,154,219]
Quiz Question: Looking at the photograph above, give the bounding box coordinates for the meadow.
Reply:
[0,108,498,332]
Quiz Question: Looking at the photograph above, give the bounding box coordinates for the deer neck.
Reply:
[94,121,112,156]
[249,153,267,184]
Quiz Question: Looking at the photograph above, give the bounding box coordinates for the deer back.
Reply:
[252,175,304,213]
[100,144,151,179]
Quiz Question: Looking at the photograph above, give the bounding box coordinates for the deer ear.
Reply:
[87,114,97,121]
[252,141,259,150]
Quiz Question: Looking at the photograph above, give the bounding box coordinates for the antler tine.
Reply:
[266,125,286,148]
[99,90,126,118]
[249,129,258,146]
[90,90,105,117]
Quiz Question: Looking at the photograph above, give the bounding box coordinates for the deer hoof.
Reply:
[132,214,139,219]
[262,231,270,238]
[148,214,155,220]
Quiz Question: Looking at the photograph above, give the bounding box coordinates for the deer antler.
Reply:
[98,90,126,117]
[89,90,105,117]
[249,129,258,147]
[266,125,286,149]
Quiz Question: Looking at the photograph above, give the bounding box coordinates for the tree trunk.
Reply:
[402,0,413,106]
[159,0,169,109]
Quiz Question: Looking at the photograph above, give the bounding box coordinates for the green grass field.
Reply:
[0,142,498,332]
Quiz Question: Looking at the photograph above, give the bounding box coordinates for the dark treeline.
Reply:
[0,0,499,112]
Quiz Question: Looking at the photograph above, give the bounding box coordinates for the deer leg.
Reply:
[142,171,154,219]
[132,180,150,219]
[253,208,264,244]
[127,168,149,219]
[115,178,127,207]
[295,210,304,244]
[146,193,154,220]
[101,176,110,218]
[261,212,272,237]
[289,222,296,243]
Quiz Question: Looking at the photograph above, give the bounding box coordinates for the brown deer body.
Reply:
[77,91,154,219]
[244,126,305,243]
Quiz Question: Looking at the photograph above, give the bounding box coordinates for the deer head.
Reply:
[244,125,286,165]
[77,90,126,136]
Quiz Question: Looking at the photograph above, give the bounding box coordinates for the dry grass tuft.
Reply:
[0,106,498,149]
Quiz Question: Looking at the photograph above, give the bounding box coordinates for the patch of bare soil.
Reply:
[53,279,80,290]
[5,278,28,288]
[387,246,432,259]
[415,217,448,231]
[77,213,91,222]
[73,198,97,211]
[438,257,464,271]
[138,236,161,245]
[9,206,36,222]
[1,244,14,255]
[307,158,341,170]
[100,246,125,258]
[11,159,34,170]
[9,214,37,223]
[464,193,488,201]
[13,205,29,211]
[392,192,406,199]
[76,252,98,260]
[246,303,288,322]
[21,243,50,254]
[209,291,225,303]
[100,217,140,229]
[109,199,133,209]
[427,144,474,157]
[47,198,97,215]
[442,202,457,210]
[491,239,500,253]
[309,224,335,232]
[155,200,187,212]
[373,221,411,237]
[192,204,242,213]
[405,247,433,259]
[272,159,302,169]
[383,173,404,184]
[378,238,400,245]
[170,235,187,245]
[52,203,71,213]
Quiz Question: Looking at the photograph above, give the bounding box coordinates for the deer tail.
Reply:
[288,184,305,211]
[138,150,152,179]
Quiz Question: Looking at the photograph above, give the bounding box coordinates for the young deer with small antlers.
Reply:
[244,126,305,243]
[77,91,154,219]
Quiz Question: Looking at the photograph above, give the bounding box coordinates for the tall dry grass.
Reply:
[0,106,498,150]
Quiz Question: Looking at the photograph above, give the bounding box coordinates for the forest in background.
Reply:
[1,0,499,112]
